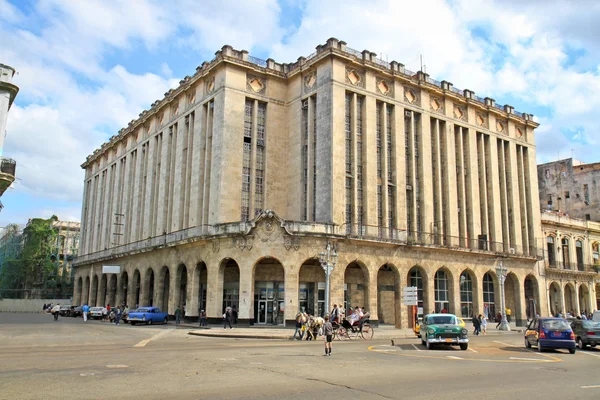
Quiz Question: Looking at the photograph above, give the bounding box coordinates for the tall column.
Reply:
[189,109,205,228]
[206,261,220,320]
[452,273,461,316]
[364,95,378,228]
[506,142,523,250]
[380,103,389,232]
[444,124,458,242]
[172,117,186,231]
[425,270,435,315]
[249,100,258,218]
[187,265,199,318]
[487,138,504,251]
[419,110,433,243]
[238,260,254,324]
[306,98,314,220]
[142,139,156,238]
[130,147,143,242]
[284,267,299,325]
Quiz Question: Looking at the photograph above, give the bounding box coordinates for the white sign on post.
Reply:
[102,265,121,274]
[402,286,419,306]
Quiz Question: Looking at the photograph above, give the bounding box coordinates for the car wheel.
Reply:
[577,338,586,349]
[131,322,136,326]
[163,317,168,324]
[460,343,468,351]
[569,348,576,354]
[426,335,432,350]
[147,319,152,325]
[525,338,531,348]
[421,338,426,346]
[537,341,544,352]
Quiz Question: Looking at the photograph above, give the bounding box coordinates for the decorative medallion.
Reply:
[254,211,282,242]
[233,235,254,251]
[283,235,300,251]
[453,104,466,121]
[496,121,505,133]
[206,76,215,94]
[304,71,316,92]
[516,127,524,138]
[430,97,444,113]
[404,87,418,104]
[476,113,487,127]
[345,67,364,88]
[247,75,266,94]
[212,240,220,253]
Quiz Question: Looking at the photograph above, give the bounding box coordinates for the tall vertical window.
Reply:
[562,238,570,269]
[386,105,393,182]
[405,112,413,235]
[301,100,309,221]
[592,242,599,264]
[255,102,266,216]
[547,236,556,266]
[576,240,584,271]
[409,268,424,310]
[414,114,421,235]
[387,186,395,237]
[376,102,382,179]
[483,272,495,319]
[312,97,317,221]
[377,185,383,236]
[356,96,364,235]
[241,98,267,221]
[434,269,449,313]
[241,100,253,221]
[345,93,352,234]
[460,272,473,318]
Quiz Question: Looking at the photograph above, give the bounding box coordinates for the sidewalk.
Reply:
[185,322,523,340]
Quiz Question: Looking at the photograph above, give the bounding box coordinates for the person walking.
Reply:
[175,307,182,325]
[51,303,61,321]
[223,307,233,329]
[293,311,305,340]
[199,310,207,327]
[472,314,481,336]
[496,312,503,329]
[480,314,487,335]
[82,304,89,322]
[322,315,333,356]
[506,308,512,323]
[114,307,121,326]
[331,304,340,324]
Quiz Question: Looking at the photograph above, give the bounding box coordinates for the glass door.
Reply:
[258,300,267,324]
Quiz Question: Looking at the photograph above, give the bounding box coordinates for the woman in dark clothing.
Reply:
[472,314,481,336]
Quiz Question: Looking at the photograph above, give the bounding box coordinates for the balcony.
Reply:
[0,157,16,197]
[545,261,599,275]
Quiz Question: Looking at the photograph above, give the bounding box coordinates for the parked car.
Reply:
[570,319,600,349]
[89,307,104,320]
[592,310,600,322]
[128,307,169,325]
[420,313,469,350]
[525,318,576,354]
[58,305,73,317]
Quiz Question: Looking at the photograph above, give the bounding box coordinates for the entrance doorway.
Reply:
[254,258,285,325]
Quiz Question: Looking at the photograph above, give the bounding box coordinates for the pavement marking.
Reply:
[509,357,545,361]
[134,329,175,348]
[105,365,128,368]
[411,344,422,352]
[580,385,600,389]
[579,351,600,358]
[80,373,95,377]
[447,356,463,360]
[468,348,478,353]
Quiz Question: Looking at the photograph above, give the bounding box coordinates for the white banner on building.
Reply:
[102,265,121,274]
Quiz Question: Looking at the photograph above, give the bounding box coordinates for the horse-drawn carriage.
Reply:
[332,314,374,340]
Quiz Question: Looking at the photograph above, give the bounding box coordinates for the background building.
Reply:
[0,63,18,201]
[74,38,544,327]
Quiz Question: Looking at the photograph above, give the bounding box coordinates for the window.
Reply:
[434,270,449,313]
[576,240,584,271]
[562,238,570,269]
[593,243,599,264]
[459,272,473,318]
[565,191,570,199]
[584,184,590,204]
[547,236,556,266]
[409,268,424,309]
[483,273,495,319]
[547,194,552,206]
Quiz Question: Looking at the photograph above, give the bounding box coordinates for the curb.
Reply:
[188,331,291,340]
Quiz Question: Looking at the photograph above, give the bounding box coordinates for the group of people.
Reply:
[471,314,488,335]
[554,310,594,320]
[80,303,129,325]
[43,303,62,321]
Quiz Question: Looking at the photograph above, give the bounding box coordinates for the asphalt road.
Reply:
[1,313,599,400]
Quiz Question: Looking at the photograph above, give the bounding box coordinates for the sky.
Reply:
[0,0,599,227]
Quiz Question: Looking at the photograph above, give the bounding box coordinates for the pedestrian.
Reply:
[175,307,181,325]
[293,311,304,340]
[42,303,47,313]
[51,303,61,321]
[480,314,487,335]
[223,307,233,330]
[82,303,89,322]
[496,312,502,329]
[199,310,207,327]
[114,307,121,325]
[322,315,333,356]
[331,304,339,324]
[506,308,512,323]
[102,306,108,322]
[472,314,481,336]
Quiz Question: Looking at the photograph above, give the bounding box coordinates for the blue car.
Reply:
[525,318,576,354]
[128,307,169,326]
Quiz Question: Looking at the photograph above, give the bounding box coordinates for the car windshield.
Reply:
[541,320,571,331]
[583,321,600,329]
[429,316,457,325]
[136,308,151,312]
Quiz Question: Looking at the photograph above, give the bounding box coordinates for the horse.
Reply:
[304,315,325,340]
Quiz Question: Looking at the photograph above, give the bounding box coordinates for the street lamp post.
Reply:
[319,242,338,317]
[496,259,511,331]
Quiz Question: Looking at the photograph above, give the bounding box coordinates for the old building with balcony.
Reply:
[541,211,600,315]
[0,63,18,200]
[73,38,545,327]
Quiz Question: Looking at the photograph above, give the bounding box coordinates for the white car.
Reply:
[89,307,104,320]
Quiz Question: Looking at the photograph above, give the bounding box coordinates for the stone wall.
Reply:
[0,299,71,313]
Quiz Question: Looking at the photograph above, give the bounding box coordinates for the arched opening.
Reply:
[108,274,117,306]
[524,275,540,320]
[196,262,207,315]
[100,274,108,306]
[377,264,400,326]
[407,266,427,328]
[254,258,285,325]
[504,273,520,323]
[175,264,188,315]
[344,261,370,316]
[220,259,240,317]
[120,272,129,307]
[132,269,141,308]
[143,268,155,307]
[561,238,571,269]
[434,268,454,314]
[157,266,170,312]
[579,284,591,316]
[84,276,90,305]
[546,236,556,266]
[298,258,325,316]
[482,272,496,320]
[91,275,99,306]
[564,283,576,315]
[549,281,562,316]
[459,270,474,318]
[576,240,584,271]
[75,277,82,305]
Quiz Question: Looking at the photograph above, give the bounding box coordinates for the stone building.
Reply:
[51,220,80,278]
[73,38,545,327]
[541,211,600,315]
[538,158,600,222]
[0,63,18,199]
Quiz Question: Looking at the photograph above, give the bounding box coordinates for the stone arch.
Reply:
[344,261,370,316]
[459,269,477,318]
[564,282,577,315]
[578,283,591,316]
[157,266,170,312]
[99,274,108,306]
[119,271,129,307]
[524,274,540,320]
[548,281,563,316]
[108,274,117,306]
[83,276,90,305]
[141,267,155,307]
[377,263,401,326]
[75,276,83,305]
[195,262,208,315]
[407,265,428,328]
[433,267,455,314]
[482,271,498,320]
[298,258,325,316]
[219,258,240,317]
[91,274,99,306]
[504,272,521,323]
[174,264,188,315]
[253,257,285,325]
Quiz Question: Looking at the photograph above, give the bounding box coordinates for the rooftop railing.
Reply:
[0,157,16,177]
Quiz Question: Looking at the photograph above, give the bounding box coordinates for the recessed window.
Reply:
[565,191,570,199]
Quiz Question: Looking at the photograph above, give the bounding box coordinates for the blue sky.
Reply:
[1,0,599,227]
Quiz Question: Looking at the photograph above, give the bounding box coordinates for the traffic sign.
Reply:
[403,286,418,294]
[403,298,418,306]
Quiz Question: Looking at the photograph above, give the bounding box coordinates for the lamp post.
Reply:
[496,259,511,331]
[319,242,338,317]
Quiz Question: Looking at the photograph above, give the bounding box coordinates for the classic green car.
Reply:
[420,313,469,350]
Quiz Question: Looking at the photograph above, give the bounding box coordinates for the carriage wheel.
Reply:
[336,327,348,340]
[361,323,374,340]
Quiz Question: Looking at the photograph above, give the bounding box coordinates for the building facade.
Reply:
[538,158,600,222]
[74,38,544,327]
[0,63,18,199]
[51,220,80,279]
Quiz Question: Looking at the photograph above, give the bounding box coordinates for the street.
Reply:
[0,313,599,400]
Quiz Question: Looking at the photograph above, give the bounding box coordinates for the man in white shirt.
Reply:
[51,304,61,321]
